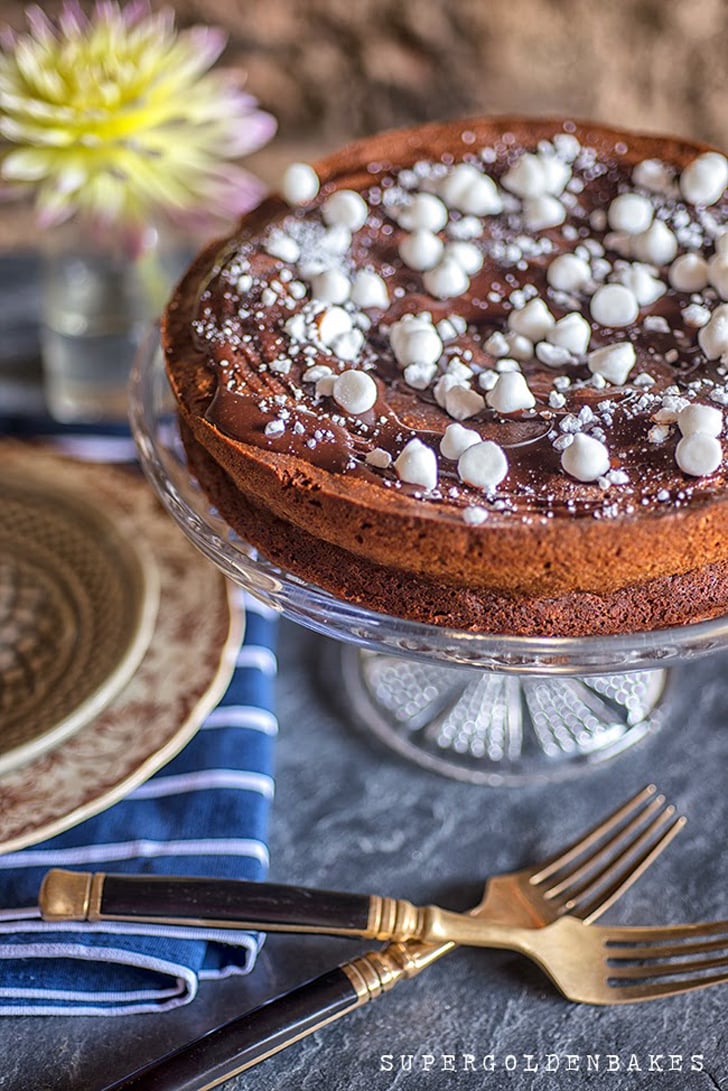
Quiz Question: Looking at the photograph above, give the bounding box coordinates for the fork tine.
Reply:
[542,794,667,899]
[577,814,687,924]
[602,919,728,945]
[605,971,728,1004]
[559,806,682,913]
[530,784,658,884]
[609,954,728,981]
[606,936,728,961]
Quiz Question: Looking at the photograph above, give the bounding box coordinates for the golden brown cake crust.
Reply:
[163,115,728,634]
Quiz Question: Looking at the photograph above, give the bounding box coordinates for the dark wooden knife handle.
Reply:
[40,869,373,936]
[101,966,363,1091]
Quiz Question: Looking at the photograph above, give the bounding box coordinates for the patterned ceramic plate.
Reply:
[0,472,159,775]
[0,445,243,854]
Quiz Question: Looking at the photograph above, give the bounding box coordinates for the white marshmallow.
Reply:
[398,192,448,232]
[631,220,678,265]
[439,164,502,215]
[458,441,509,489]
[536,342,574,367]
[436,315,467,342]
[264,231,300,263]
[389,314,442,368]
[440,422,480,460]
[677,403,723,437]
[332,370,377,413]
[546,312,591,355]
[331,328,364,361]
[547,253,591,293]
[614,263,666,307]
[403,361,437,389]
[310,269,350,304]
[668,253,709,293]
[423,258,470,299]
[281,162,320,205]
[540,155,571,195]
[495,357,521,372]
[444,241,484,275]
[708,254,728,300]
[698,304,728,359]
[608,193,654,234]
[716,233,728,258]
[590,283,639,327]
[486,371,536,413]
[438,163,481,206]
[680,152,728,207]
[504,331,535,360]
[316,306,353,346]
[351,270,389,309]
[394,438,438,490]
[675,433,723,476]
[302,364,333,383]
[632,158,673,194]
[523,195,566,231]
[399,229,444,271]
[485,331,509,357]
[502,153,563,198]
[444,385,485,420]
[508,298,555,341]
[587,342,636,385]
[365,448,392,469]
[433,373,467,409]
[321,189,368,231]
[560,433,610,482]
[320,224,352,255]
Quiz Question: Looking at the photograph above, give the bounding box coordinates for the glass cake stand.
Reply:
[130,332,728,785]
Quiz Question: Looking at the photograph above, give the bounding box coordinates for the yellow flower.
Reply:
[0,2,276,228]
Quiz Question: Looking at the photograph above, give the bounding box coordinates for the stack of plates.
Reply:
[0,444,243,854]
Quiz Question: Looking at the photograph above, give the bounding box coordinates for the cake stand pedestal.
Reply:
[131,333,728,785]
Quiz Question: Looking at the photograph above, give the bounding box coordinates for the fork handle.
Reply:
[39,869,424,941]
[101,941,450,1090]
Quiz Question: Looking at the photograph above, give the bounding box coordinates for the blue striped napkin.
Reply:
[0,428,278,1014]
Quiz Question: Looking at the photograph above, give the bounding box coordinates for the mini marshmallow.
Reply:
[264,231,301,263]
[698,304,728,360]
[444,241,484,275]
[508,298,555,341]
[302,364,333,383]
[708,254,728,300]
[484,331,509,357]
[403,361,437,389]
[546,312,591,355]
[365,448,392,469]
[523,195,566,231]
[332,370,377,413]
[680,152,728,207]
[440,422,480,460]
[614,263,666,307]
[399,229,444,271]
[316,305,353,346]
[389,313,443,368]
[587,342,636,385]
[310,269,350,304]
[536,342,574,367]
[668,253,709,293]
[632,158,673,194]
[560,433,611,482]
[677,403,723,437]
[321,189,369,231]
[495,357,521,372]
[539,155,571,195]
[438,163,481,206]
[675,433,723,476]
[486,371,536,413]
[423,258,470,299]
[504,332,535,360]
[433,373,467,409]
[438,164,502,215]
[394,438,438,490]
[398,192,448,232]
[607,193,654,234]
[631,220,678,266]
[436,315,467,342]
[458,441,509,489]
[501,153,553,198]
[331,328,364,361]
[320,224,352,254]
[281,162,320,205]
[547,252,591,293]
[590,283,639,327]
[444,385,485,420]
[351,269,389,309]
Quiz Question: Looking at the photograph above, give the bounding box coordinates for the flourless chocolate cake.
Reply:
[162,116,728,636]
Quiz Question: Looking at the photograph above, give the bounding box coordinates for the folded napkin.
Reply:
[0,426,278,1015]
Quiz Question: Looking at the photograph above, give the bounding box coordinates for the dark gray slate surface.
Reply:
[1,621,727,1091]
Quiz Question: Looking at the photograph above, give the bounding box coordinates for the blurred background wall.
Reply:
[1,0,728,234]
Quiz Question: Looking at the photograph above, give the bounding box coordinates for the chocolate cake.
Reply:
[162,116,728,636]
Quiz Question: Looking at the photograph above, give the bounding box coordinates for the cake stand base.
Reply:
[339,646,667,785]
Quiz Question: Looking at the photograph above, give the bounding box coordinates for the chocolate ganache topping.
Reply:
[190,117,728,530]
